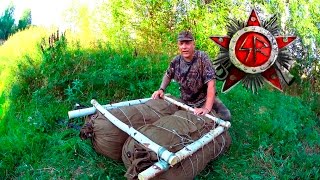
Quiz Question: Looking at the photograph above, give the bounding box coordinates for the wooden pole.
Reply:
[138,126,226,180]
[163,95,231,129]
[90,99,178,165]
[68,97,151,119]
[138,95,230,179]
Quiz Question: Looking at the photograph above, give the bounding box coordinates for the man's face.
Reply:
[178,40,195,61]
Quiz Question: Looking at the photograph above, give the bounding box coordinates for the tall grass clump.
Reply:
[0,27,172,178]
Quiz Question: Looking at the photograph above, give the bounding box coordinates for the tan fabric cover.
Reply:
[122,110,231,179]
[80,98,179,160]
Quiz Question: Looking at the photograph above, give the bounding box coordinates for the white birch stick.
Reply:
[163,96,231,129]
[173,126,225,163]
[68,98,151,119]
[90,99,178,165]
[138,161,169,180]
[138,126,225,180]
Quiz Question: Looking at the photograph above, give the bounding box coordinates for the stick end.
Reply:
[225,121,231,129]
[138,174,147,180]
[67,112,73,119]
[90,99,96,105]
[168,156,179,166]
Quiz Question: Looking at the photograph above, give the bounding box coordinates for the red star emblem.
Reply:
[210,9,296,93]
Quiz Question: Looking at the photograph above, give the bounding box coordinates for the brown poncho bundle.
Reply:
[79,99,179,160]
[122,110,231,180]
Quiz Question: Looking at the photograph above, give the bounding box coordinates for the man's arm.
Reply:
[194,79,215,115]
[203,80,215,112]
[151,74,171,99]
[159,74,171,91]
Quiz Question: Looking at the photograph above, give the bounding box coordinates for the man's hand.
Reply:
[151,89,164,99]
[194,107,210,115]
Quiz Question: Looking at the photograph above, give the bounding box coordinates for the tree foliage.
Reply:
[0,4,15,40]
[0,5,32,41]
[63,0,319,90]
[17,9,32,30]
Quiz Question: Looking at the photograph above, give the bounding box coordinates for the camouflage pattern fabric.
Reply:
[166,50,215,107]
[165,50,231,121]
[211,97,231,121]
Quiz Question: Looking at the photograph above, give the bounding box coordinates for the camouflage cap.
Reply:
[177,31,194,41]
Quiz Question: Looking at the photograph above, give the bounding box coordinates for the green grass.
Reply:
[0,28,319,179]
[0,93,4,118]
[198,85,320,179]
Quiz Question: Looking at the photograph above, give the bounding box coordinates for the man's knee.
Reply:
[220,109,231,121]
[213,97,231,121]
